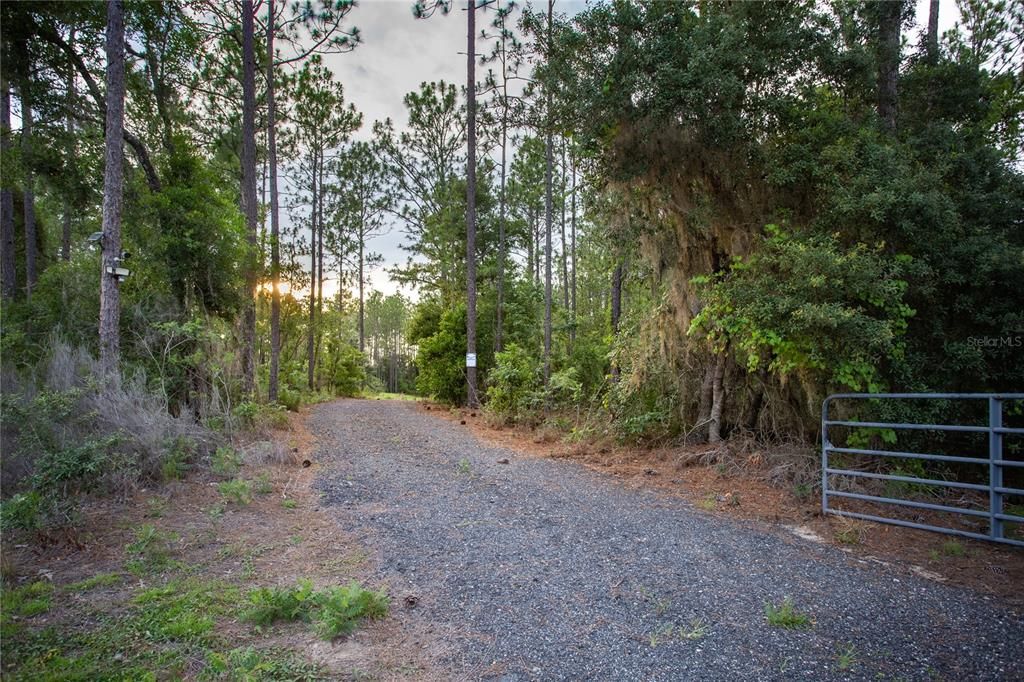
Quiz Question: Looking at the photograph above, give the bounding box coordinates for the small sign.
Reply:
[466,353,477,368]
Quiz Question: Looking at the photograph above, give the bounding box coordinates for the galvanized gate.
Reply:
[821,393,1024,547]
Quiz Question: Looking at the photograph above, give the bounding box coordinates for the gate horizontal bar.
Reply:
[825,490,990,518]
[825,420,991,433]
[825,446,989,465]
[996,512,1024,523]
[825,509,1024,548]
[824,468,990,491]
[826,393,1024,400]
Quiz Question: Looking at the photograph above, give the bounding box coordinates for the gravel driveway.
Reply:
[313,400,1022,681]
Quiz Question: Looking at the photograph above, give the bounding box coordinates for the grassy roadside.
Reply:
[0,410,428,681]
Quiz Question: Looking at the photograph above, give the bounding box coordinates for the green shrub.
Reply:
[486,343,543,422]
[126,524,178,574]
[413,304,468,405]
[218,479,253,505]
[325,343,365,397]
[0,492,43,532]
[211,446,242,478]
[278,387,302,412]
[241,579,317,626]
[312,582,389,640]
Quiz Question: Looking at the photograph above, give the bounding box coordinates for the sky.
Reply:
[307,0,960,302]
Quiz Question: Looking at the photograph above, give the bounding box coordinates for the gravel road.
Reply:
[313,399,1022,681]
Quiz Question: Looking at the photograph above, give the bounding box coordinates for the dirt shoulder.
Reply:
[1,409,432,680]
[422,402,1024,605]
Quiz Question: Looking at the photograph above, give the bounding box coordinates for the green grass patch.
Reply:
[2,580,53,619]
[764,597,811,629]
[126,524,178,574]
[211,446,242,478]
[63,572,122,593]
[242,579,389,640]
[281,498,298,510]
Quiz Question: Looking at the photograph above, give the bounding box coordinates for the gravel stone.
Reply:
[313,400,1023,681]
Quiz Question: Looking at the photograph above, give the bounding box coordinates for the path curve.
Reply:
[313,399,1022,681]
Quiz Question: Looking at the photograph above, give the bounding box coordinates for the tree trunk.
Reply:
[240,0,258,396]
[465,0,479,407]
[307,148,318,391]
[610,261,622,381]
[99,0,126,377]
[876,0,902,133]
[316,149,324,388]
[543,0,554,389]
[1,80,15,300]
[358,231,365,352]
[63,31,76,262]
[267,0,282,404]
[708,351,727,443]
[496,100,507,354]
[926,0,939,64]
[20,79,37,298]
[570,144,577,348]
[560,138,569,313]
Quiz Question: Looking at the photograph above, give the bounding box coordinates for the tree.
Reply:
[333,140,392,354]
[0,80,13,301]
[465,0,480,406]
[875,0,905,133]
[284,55,361,389]
[99,0,125,375]
[481,0,521,354]
[240,0,258,396]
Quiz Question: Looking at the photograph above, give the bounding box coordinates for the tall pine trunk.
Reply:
[926,0,939,64]
[240,0,259,396]
[876,0,902,133]
[496,97,507,353]
[62,32,76,262]
[99,0,126,376]
[560,138,568,313]
[569,145,576,347]
[465,0,479,407]
[610,261,622,381]
[0,80,14,300]
[307,147,318,391]
[20,77,37,298]
[267,0,282,403]
[543,0,554,388]
[358,232,365,352]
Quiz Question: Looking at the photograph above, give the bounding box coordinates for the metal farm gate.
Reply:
[821,393,1024,547]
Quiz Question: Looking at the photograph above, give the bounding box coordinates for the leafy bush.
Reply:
[486,343,543,422]
[324,343,365,397]
[413,304,467,405]
[242,579,317,627]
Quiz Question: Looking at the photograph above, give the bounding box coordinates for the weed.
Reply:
[242,580,318,626]
[1,581,53,618]
[211,446,242,478]
[312,582,389,640]
[837,642,858,671]
[793,483,812,502]
[281,498,298,510]
[654,597,672,616]
[241,579,388,640]
[456,458,471,475]
[678,617,708,640]
[254,472,273,494]
[698,494,717,511]
[206,503,225,520]
[941,540,965,557]
[834,526,861,545]
[764,598,811,629]
[126,524,177,574]
[218,478,253,505]
[63,572,121,593]
[649,622,674,647]
[290,535,303,546]
[205,647,323,680]
[145,497,168,518]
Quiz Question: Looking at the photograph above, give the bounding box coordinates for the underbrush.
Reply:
[0,340,216,531]
[242,579,389,640]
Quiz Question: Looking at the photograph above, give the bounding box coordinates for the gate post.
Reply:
[989,397,1004,540]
